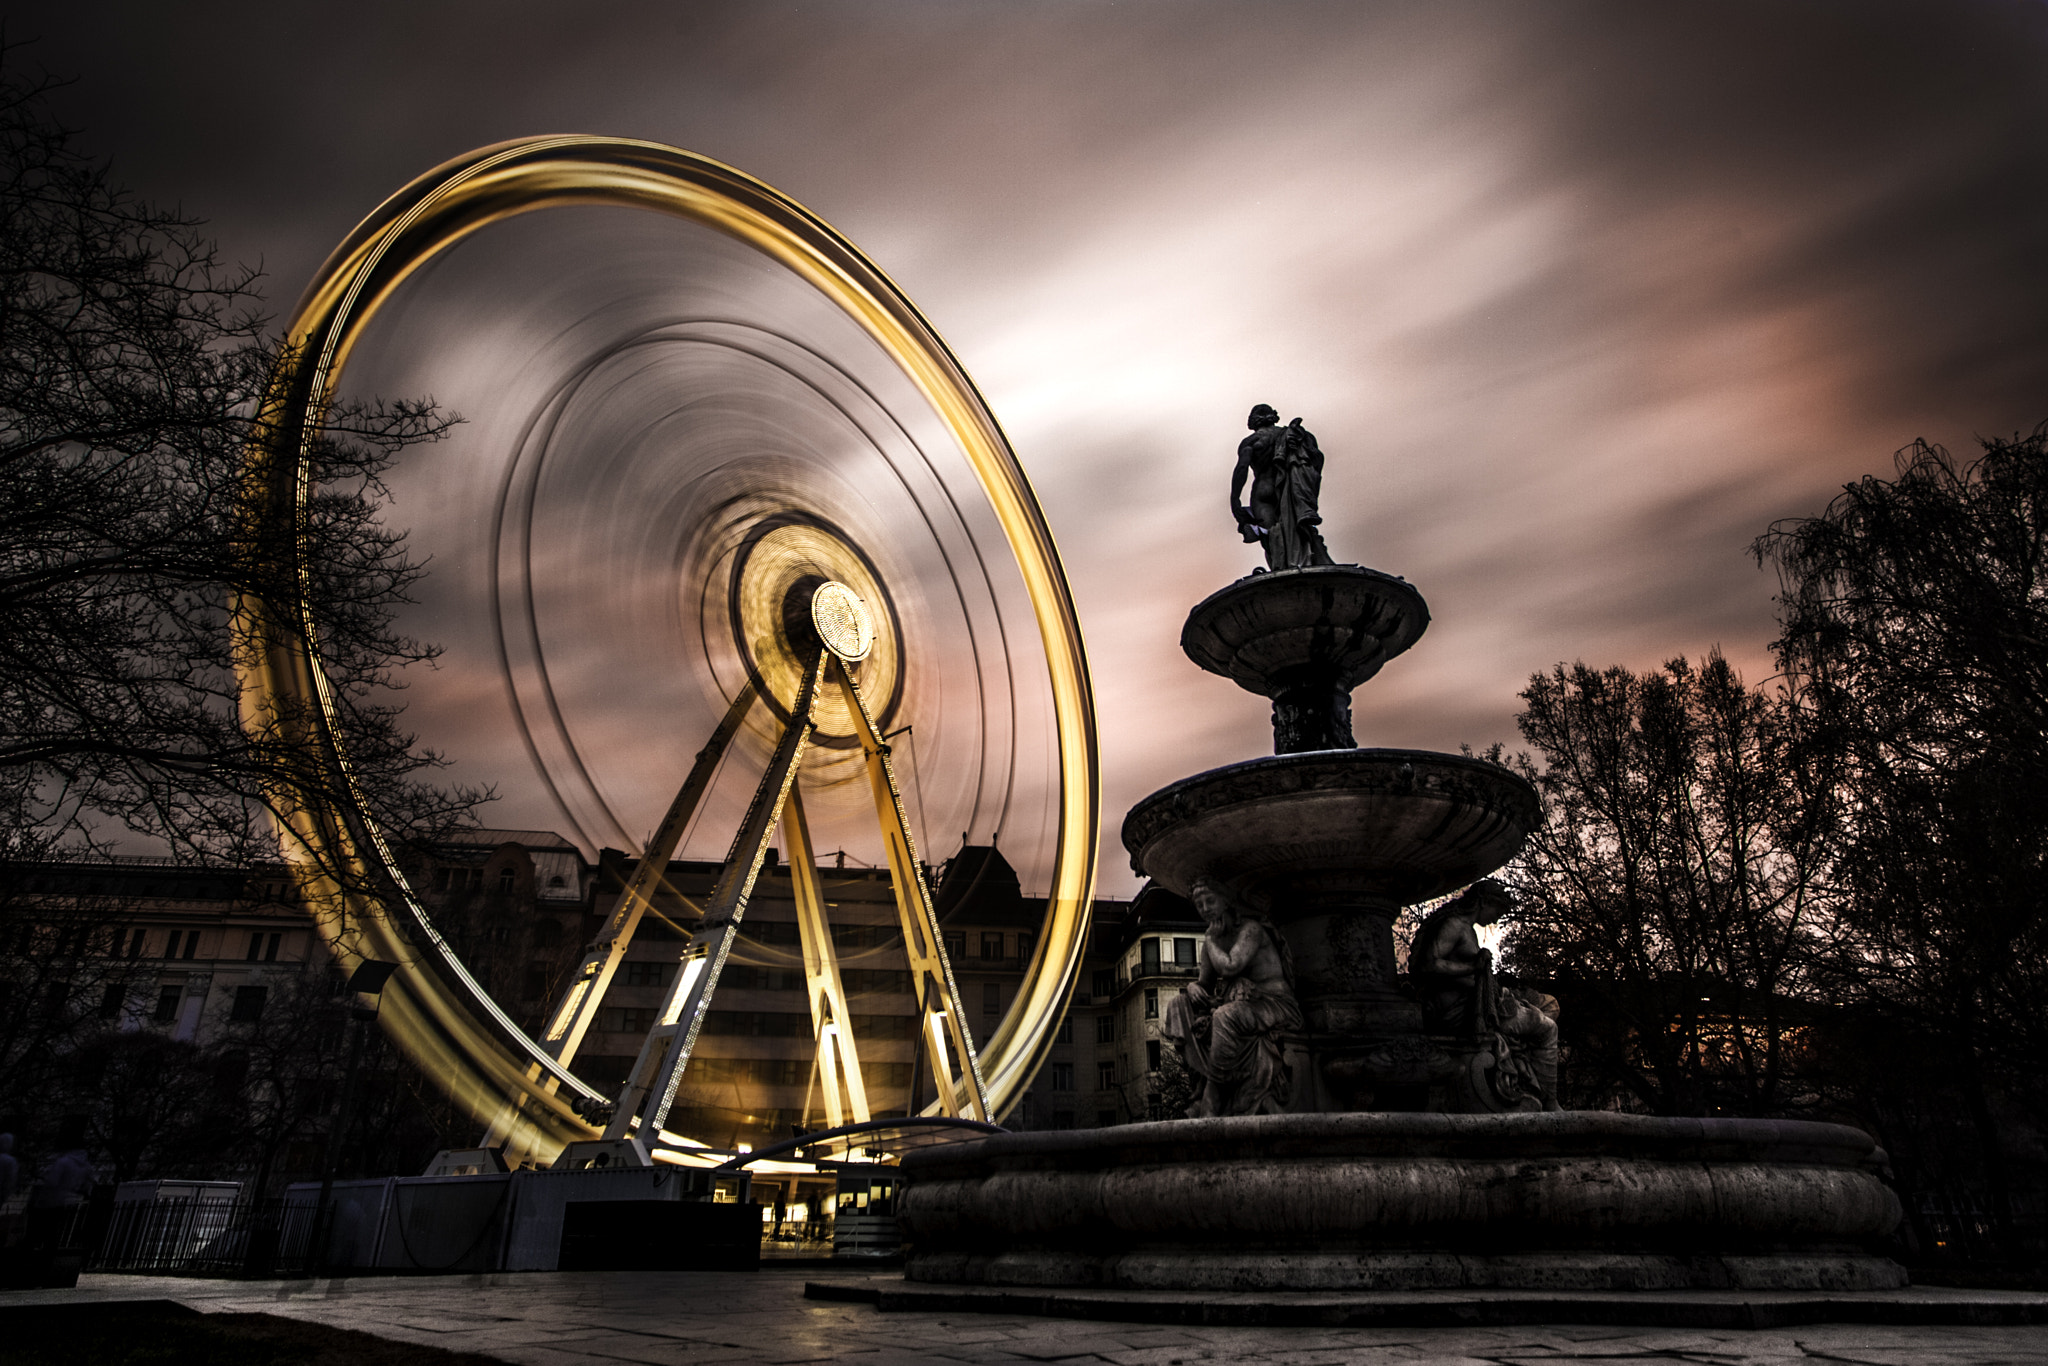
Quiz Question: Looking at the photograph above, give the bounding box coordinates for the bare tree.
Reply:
[0,45,474,868]
[1756,430,2048,1250]
[1503,653,1837,1117]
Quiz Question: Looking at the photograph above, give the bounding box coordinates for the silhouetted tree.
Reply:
[0,848,157,1137]
[1756,430,2048,1250]
[0,46,473,866]
[1503,653,1836,1116]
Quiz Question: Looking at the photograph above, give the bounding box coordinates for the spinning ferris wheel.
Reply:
[235,138,1098,1167]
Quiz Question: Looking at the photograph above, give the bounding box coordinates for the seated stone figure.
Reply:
[1407,878,1512,1038]
[1162,877,1303,1117]
[1409,880,1564,1111]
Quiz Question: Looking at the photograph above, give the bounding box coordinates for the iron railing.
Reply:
[85,1197,319,1276]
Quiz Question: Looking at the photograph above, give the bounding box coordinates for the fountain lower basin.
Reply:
[898,1112,1907,1292]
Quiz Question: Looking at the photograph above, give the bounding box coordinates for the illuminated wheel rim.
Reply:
[236,137,1099,1161]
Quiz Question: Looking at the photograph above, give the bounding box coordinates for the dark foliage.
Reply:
[1504,653,1834,1117]
[0,46,473,865]
[1756,429,2048,1252]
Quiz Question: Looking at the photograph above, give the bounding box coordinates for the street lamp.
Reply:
[312,959,398,1277]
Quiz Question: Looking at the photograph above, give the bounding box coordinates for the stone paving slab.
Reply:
[809,1273,2048,1330]
[1,1268,2045,1365]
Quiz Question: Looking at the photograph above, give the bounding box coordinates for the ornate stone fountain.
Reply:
[897,407,1903,1293]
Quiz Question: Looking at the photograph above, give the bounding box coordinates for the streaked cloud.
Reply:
[24,0,2048,892]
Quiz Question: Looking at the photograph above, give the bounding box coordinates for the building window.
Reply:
[1141,938,1160,974]
[99,984,125,1019]
[498,867,516,894]
[1091,969,1114,998]
[1095,1014,1115,1043]
[944,930,966,960]
[163,930,181,960]
[230,985,267,1023]
[183,933,199,960]
[1097,1109,1117,1128]
[126,928,145,959]
[980,932,1004,961]
[1052,1110,1075,1130]
[1055,1017,1073,1044]
[246,932,264,962]
[154,986,181,1024]
[598,1006,657,1035]
[1144,988,1158,1019]
[266,933,282,962]
[1049,1062,1074,1090]
[1097,1061,1116,1090]
[983,981,1002,1016]
[535,920,562,947]
[624,961,672,987]
[1175,937,1197,966]
[1147,1039,1162,1072]
[1017,932,1035,962]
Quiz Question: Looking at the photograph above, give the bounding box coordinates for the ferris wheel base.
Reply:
[554,1137,654,1171]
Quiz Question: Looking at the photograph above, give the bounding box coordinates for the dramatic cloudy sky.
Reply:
[20,1,2048,893]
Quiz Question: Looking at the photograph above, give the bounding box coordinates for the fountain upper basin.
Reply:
[1123,748,1541,911]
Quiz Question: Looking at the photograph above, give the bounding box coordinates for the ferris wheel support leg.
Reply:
[784,787,872,1127]
[544,683,758,1068]
[832,658,992,1122]
[479,684,758,1153]
[604,655,828,1145]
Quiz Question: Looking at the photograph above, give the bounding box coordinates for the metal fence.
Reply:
[84,1197,320,1276]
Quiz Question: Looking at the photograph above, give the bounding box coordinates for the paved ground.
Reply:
[6,1267,2048,1365]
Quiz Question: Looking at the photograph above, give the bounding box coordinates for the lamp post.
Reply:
[311,959,398,1277]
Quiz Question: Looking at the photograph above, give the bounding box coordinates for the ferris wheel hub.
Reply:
[808,580,875,662]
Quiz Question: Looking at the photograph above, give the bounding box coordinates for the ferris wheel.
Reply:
[235,138,1098,1167]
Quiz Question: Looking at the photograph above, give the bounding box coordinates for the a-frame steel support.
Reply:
[833,655,990,1121]
[604,654,827,1141]
[529,611,989,1155]
[784,786,871,1128]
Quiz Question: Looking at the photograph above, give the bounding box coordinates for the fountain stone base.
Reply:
[897,1112,1907,1292]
